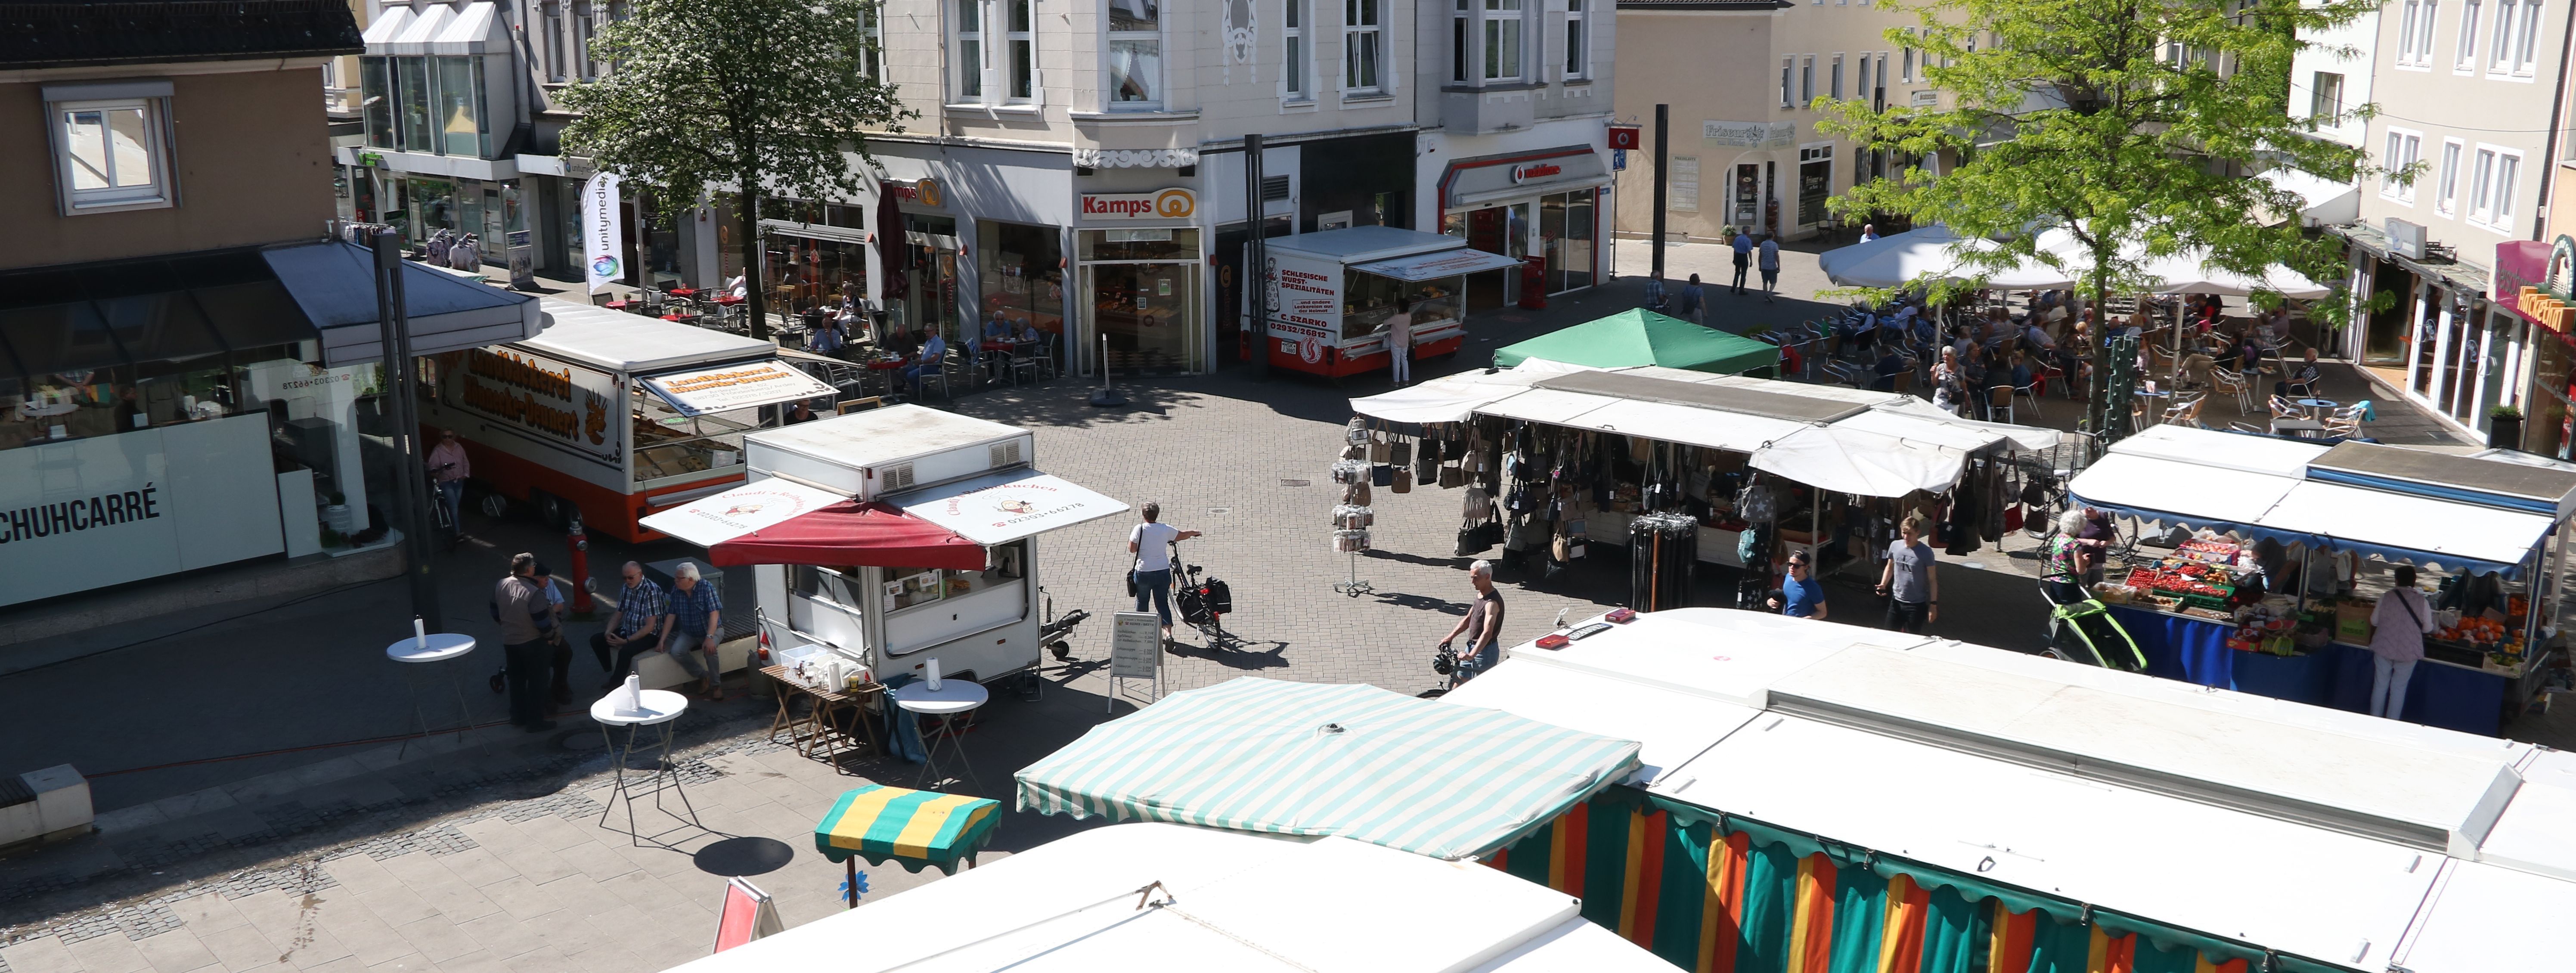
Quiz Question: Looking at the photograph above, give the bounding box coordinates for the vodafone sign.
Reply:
[1510,163,1564,184]
[1080,188,1197,220]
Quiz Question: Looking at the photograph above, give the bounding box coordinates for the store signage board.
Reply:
[0,413,285,607]
[1108,610,1163,710]
[639,477,845,547]
[641,360,836,417]
[1702,121,1796,149]
[445,347,625,465]
[890,469,1131,546]
[1079,188,1197,220]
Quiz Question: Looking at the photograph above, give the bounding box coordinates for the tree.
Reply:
[556,0,911,341]
[1820,0,2381,439]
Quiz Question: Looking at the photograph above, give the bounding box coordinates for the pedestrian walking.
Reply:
[2369,566,2436,721]
[1385,298,1414,386]
[2040,509,2089,606]
[1877,514,1938,633]
[531,562,574,710]
[1438,560,1507,685]
[491,553,557,731]
[1757,235,1782,302]
[666,561,725,700]
[1859,223,1880,244]
[1677,274,1705,323]
[1730,230,1754,295]
[1127,502,1202,648]
[1779,550,1828,619]
[1642,272,1669,313]
[591,561,670,689]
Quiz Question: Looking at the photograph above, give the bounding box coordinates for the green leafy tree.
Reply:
[556,0,911,340]
[1821,0,2381,437]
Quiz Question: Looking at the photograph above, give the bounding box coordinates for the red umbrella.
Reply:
[706,501,985,570]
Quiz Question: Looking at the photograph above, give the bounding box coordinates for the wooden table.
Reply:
[760,666,883,770]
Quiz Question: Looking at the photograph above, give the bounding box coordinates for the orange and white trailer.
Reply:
[418,299,834,543]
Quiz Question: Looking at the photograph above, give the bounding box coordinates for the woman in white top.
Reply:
[2368,565,2437,721]
[1383,298,1414,386]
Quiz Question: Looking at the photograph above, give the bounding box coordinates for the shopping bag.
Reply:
[2003,503,2024,533]
[1438,465,1463,489]
[1370,464,1394,487]
[1389,440,1412,467]
[1391,468,1412,493]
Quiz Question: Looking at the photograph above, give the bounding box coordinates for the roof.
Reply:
[1263,226,1465,263]
[745,404,1025,469]
[1493,310,1782,375]
[517,297,778,373]
[1014,678,1642,860]
[1444,607,2576,973]
[264,242,539,366]
[0,0,362,69]
[661,823,1676,973]
[1617,0,1795,8]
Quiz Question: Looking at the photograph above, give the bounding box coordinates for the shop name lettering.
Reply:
[0,484,160,544]
[462,352,582,441]
[469,351,573,399]
[662,368,790,393]
[1082,196,1157,217]
[1278,269,1333,296]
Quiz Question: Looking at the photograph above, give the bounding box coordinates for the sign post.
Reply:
[1108,610,1163,712]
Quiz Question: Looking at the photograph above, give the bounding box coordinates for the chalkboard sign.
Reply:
[1110,611,1162,680]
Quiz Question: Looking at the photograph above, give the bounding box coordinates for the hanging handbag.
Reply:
[1439,464,1464,489]
[1340,442,1368,462]
[1369,439,1392,463]
[1392,468,1412,493]
[1343,480,1372,506]
[1370,463,1395,487]
[1389,438,1412,467]
[1416,451,1439,484]
[1346,418,1373,445]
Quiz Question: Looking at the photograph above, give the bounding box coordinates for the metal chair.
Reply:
[2210,369,2253,415]
[1985,384,2016,424]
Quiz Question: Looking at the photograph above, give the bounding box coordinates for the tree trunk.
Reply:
[739,181,768,341]
[2091,259,2113,452]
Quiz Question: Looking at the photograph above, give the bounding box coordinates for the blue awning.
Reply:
[261,240,540,366]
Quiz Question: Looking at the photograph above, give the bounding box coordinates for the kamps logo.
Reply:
[1153,189,1194,218]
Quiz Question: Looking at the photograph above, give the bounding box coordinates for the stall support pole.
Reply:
[373,229,443,630]
[1651,104,1670,282]
[1087,333,1127,407]
[1246,133,1270,381]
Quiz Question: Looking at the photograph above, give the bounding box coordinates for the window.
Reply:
[574,1,597,78]
[954,0,983,99]
[1482,0,1522,82]
[1831,53,1844,99]
[1801,55,1815,105]
[2383,128,2423,201]
[2438,139,2463,212]
[50,94,169,212]
[2310,71,2343,119]
[1286,0,1308,97]
[2489,0,2515,66]
[2496,151,2523,226]
[2399,0,2421,63]
[2458,0,2483,68]
[1902,46,1915,83]
[2513,0,2542,71]
[1346,0,1383,92]
[1107,0,1161,105]
[354,56,493,157]
[435,56,484,157]
[1565,0,1586,78]
[1781,58,1794,107]
[1451,0,1469,82]
[542,2,566,81]
[397,56,434,149]
[860,1,883,81]
[1006,0,1033,100]
[2418,0,2440,64]
[361,57,393,148]
[2470,146,2498,219]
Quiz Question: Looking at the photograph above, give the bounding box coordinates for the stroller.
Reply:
[2040,581,2148,672]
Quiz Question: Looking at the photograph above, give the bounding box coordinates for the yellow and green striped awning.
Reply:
[812,784,1000,875]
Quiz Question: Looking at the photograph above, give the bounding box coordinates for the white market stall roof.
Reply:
[659,823,1676,973]
[1354,363,2062,497]
[1265,225,1482,263]
[1443,607,2576,973]
[1816,225,2077,289]
[1014,678,1641,861]
[519,297,786,373]
[2068,425,2561,575]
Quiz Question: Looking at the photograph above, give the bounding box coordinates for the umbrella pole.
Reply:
[846,858,858,909]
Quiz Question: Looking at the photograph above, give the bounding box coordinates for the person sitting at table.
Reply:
[2007,349,2034,393]
[2274,347,2321,397]
[1870,346,1907,392]
[806,315,846,356]
[725,273,748,299]
[901,328,946,398]
[1014,319,1042,345]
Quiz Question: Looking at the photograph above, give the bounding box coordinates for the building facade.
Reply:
[2306,0,2572,444]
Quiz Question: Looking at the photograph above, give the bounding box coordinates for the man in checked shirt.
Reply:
[589,561,671,690]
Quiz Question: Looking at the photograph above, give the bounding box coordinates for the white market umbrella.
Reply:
[1818,225,2075,289]
[2032,227,2328,298]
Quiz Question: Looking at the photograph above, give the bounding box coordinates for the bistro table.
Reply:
[2132,388,2173,428]
[2294,398,2340,419]
[892,679,988,791]
[385,632,475,757]
[590,688,701,845]
[760,665,882,770]
[2273,418,2328,438]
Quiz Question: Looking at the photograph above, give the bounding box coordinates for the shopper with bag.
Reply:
[1437,560,1506,686]
[1127,502,1201,648]
[2369,565,2437,721]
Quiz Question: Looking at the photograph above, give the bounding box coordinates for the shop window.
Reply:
[361,57,394,148]
[47,93,171,214]
[1107,0,1162,106]
[1345,0,1382,93]
[977,220,1066,349]
[1341,273,1463,343]
[631,390,754,486]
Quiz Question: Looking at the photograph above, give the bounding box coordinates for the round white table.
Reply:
[385,633,476,757]
[591,688,701,846]
[893,680,989,791]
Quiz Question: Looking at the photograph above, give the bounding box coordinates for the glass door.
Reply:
[1085,262,1198,372]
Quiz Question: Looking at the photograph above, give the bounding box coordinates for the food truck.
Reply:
[639,406,1128,687]
[418,298,835,542]
[1259,226,1523,378]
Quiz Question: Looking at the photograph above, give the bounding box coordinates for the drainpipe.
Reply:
[2537,0,2576,240]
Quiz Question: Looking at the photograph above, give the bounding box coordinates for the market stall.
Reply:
[1261,226,1523,378]
[1491,309,1780,377]
[812,784,998,880]
[640,406,1128,692]
[1346,364,2058,595]
[418,297,837,542]
[1440,606,2576,973]
[2067,425,2574,735]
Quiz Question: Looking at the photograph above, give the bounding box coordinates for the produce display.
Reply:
[2124,567,2232,600]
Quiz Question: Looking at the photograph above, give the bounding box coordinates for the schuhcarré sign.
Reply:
[0,413,285,607]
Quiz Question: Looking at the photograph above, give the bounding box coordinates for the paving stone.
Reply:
[130,931,217,973]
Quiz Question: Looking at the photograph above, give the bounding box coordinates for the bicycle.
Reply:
[425,470,461,550]
[1168,540,1233,647]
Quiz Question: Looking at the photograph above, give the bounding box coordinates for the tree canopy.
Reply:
[555,0,911,338]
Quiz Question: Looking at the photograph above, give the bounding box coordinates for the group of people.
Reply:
[1766,512,1940,635]
[1641,228,1786,323]
[489,554,725,732]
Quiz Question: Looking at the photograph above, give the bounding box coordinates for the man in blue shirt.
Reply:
[902,328,947,399]
[665,561,724,700]
[1641,272,1668,313]
[1677,274,1705,322]
[1730,230,1755,295]
[1780,549,1828,619]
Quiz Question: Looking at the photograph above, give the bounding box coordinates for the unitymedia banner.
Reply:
[582,171,624,292]
[0,414,285,607]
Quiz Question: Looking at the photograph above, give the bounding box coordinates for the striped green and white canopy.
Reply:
[1014,677,1642,861]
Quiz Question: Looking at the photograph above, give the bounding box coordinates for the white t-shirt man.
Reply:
[1131,521,1183,571]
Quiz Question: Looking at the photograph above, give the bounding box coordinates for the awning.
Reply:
[812,784,1000,876]
[261,240,539,366]
[639,477,989,570]
[1492,309,1780,375]
[1349,247,1525,282]
[641,360,836,417]
[1445,148,1614,209]
[1753,425,1968,498]
[0,248,319,378]
[889,469,1130,546]
[2257,167,2361,229]
[364,0,511,55]
[1014,677,1641,860]
[1348,358,1590,425]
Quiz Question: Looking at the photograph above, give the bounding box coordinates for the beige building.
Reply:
[1611,0,1937,243]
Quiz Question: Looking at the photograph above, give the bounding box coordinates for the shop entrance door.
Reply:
[2364,263,2409,364]
[1085,263,1199,373]
[1797,161,1830,229]
[1452,204,1525,311]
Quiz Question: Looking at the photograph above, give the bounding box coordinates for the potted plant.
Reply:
[2489,404,2525,451]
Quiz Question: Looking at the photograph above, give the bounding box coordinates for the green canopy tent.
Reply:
[1493,309,1780,377]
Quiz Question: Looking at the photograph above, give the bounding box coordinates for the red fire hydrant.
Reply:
[1519,257,1548,310]
[566,512,593,616]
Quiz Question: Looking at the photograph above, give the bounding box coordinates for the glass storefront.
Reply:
[976,220,1066,358]
[767,233,869,317]
[2529,331,2576,459]
[1444,204,1527,311]
[902,214,963,343]
[1537,189,1596,293]
[1079,228,1201,373]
